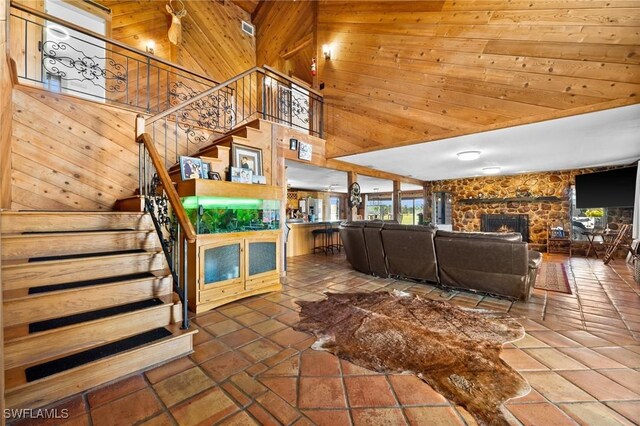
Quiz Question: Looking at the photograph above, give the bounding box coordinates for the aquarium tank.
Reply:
[182,196,281,234]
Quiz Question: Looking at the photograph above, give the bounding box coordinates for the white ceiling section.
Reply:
[285,161,422,193]
[338,104,640,182]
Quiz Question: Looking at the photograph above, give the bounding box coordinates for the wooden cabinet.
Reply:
[188,230,281,313]
[547,223,572,256]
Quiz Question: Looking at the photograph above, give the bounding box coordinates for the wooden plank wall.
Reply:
[316,1,640,158]
[1,0,12,210]
[10,87,140,210]
[254,0,316,84]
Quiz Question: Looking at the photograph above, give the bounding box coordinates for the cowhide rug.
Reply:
[294,291,530,426]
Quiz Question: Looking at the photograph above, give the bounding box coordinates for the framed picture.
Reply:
[230,166,253,184]
[289,138,298,150]
[201,162,211,179]
[180,156,203,180]
[298,141,312,161]
[232,143,263,176]
[209,171,222,180]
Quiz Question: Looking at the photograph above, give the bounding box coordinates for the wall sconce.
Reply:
[322,44,332,60]
[145,40,155,55]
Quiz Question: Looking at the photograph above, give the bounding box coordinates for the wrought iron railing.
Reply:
[9,2,218,114]
[145,66,323,170]
[137,131,196,329]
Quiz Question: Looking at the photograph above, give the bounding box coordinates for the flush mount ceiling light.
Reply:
[482,167,501,175]
[456,151,481,161]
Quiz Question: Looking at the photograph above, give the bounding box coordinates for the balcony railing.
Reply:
[9,2,218,114]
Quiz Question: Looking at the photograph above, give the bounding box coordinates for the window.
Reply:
[569,185,633,241]
[365,195,392,220]
[329,196,340,221]
[400,197,425,225]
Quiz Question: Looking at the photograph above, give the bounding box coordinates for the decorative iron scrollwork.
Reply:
[278,86,311,125]
[41,40,126,92]
[169,80,236,133]
[146,173,177,254]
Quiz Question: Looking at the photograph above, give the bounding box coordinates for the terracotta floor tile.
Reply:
[144,356,195,385]
[528,331,582,348]
[204,319,244,337]
[507,402,577,426]
[170,387,239,426]
[238,338,283,363]
[303,409,352,426]
[605,401,640,424]
[500,348,549,371]
[260,355,301,377]
[190,339,231,364]
[218,410,259,426]
[593,347,640,368]
[352,408,408,426]
[87,375,146,408]
[91,388,162,426]
[153,367,215,407]
[219,328,261,348]
[10,395,88,426]
[245,362,269,377]
[191,327,214,346]
[557,347,627,369]
[525,348,590,370]
[263,347,299,367]
[560,402,635,426]
[200,351,252,382]
[597,368,640,394]
[246,402,280,426]
[269,327,312,347]
[259,377,298,405]
[506,387,547,404]
[344,376,397,408]
[275,311,301,326]
[300,349,341,376]
[236,310,271,326]
[387,375,448,406]
[249,319,289,336]
[513,334,551,349]
[402,406,465,426]
[219,304,255,318]
[230,371,268,398]
[191,311,227,327]
[522,371,596,402]
[138,412,173,426]
[298,377,348,409]
[341,359,381,375]
[221,382,252,408]
[557,370,640,401]
[256,391,301,425]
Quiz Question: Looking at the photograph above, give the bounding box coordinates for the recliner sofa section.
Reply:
[339,221,541,301]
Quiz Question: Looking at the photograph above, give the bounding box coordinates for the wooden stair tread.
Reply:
[5,323,194,391]
[2,248,163,268]
[4,301,177,370]
[3,229,151,237]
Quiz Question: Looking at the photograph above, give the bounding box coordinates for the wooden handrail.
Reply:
[10,1,219,86]
[137,133,197,243]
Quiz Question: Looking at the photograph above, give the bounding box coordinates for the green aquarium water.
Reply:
[182,196,281,234]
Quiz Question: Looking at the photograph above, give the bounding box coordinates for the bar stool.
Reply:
[327,223,343,253]
[312,227,331,254]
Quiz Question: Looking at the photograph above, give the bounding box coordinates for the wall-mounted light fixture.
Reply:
[322,44,332,60]
[145,40,155,55]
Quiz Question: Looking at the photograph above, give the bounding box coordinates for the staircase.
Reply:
[1,211,197,409]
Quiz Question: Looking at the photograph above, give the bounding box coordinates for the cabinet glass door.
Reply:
[248,241,277,277]
[202,243,241,285]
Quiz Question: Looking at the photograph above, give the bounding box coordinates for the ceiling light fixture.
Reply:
[482,167,501,175]
[456,151,481,161]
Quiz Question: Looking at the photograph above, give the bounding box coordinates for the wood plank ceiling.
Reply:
[316,1,640,158]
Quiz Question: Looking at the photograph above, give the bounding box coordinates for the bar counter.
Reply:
[286,220,344,257]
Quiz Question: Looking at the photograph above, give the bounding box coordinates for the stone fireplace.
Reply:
[481,214,530,242]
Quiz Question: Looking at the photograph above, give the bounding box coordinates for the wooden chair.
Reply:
[603,224,632,265]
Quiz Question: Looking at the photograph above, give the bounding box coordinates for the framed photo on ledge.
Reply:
[230,167,253,184]
[298,141,312,161]
[232,143,263,177]
[180,156,203,180]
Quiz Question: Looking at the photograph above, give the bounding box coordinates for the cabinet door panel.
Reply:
[199,242,243,290]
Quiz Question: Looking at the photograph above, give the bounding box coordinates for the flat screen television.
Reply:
[575,166,637,208]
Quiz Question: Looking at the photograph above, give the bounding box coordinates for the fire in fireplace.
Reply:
[481,214,530,242]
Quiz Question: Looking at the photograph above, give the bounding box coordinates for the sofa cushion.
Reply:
[436,230,523,242]
[381,224,438,282]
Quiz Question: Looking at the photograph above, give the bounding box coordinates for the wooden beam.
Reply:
[279,33,313,60]
[392,180,401,222]
[325,158,425,186]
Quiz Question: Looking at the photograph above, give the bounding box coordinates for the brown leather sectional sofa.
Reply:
[339,221,542,301]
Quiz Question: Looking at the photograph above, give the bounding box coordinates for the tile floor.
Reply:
[12,254,640,425]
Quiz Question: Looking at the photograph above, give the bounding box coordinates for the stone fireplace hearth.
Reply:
[481,214,530,242]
